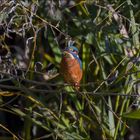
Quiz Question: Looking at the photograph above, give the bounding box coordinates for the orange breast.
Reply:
[60,58,82,85]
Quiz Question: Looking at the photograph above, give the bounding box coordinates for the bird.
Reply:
[60,44,82,90]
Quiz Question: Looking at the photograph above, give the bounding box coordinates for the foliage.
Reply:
[0,0,140,139]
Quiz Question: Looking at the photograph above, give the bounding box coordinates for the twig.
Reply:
[19,1,69,38]
[1,67,140,88]
[0,124,19,140]
[107,4,129,38]
[93,56,127,93]
[0,84,140,97]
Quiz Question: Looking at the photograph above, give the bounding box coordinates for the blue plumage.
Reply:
[64,45,79,53]
[63,46,82,69]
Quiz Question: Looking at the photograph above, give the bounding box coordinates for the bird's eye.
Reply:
[73,50,77,53]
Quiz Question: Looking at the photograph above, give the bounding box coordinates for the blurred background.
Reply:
[0,0,140,139]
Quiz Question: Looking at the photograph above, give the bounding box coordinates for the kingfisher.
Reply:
[60,44,82,90]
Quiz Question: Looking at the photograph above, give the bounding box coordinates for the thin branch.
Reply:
[0,124,19,140]
[19,1,70,38]
[0,84,140,97]
[93,56,127,93]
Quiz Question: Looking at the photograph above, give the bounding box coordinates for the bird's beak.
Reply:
[62,51,74,59]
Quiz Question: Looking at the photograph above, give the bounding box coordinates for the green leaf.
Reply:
[108,96,115,136]
[122,109,140,119]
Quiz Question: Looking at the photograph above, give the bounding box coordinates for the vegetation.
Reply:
[0,0,140,139]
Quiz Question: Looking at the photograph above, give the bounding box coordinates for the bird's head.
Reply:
[62,46,82,69]
[64,46,79,53]
[62,46,79,59]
